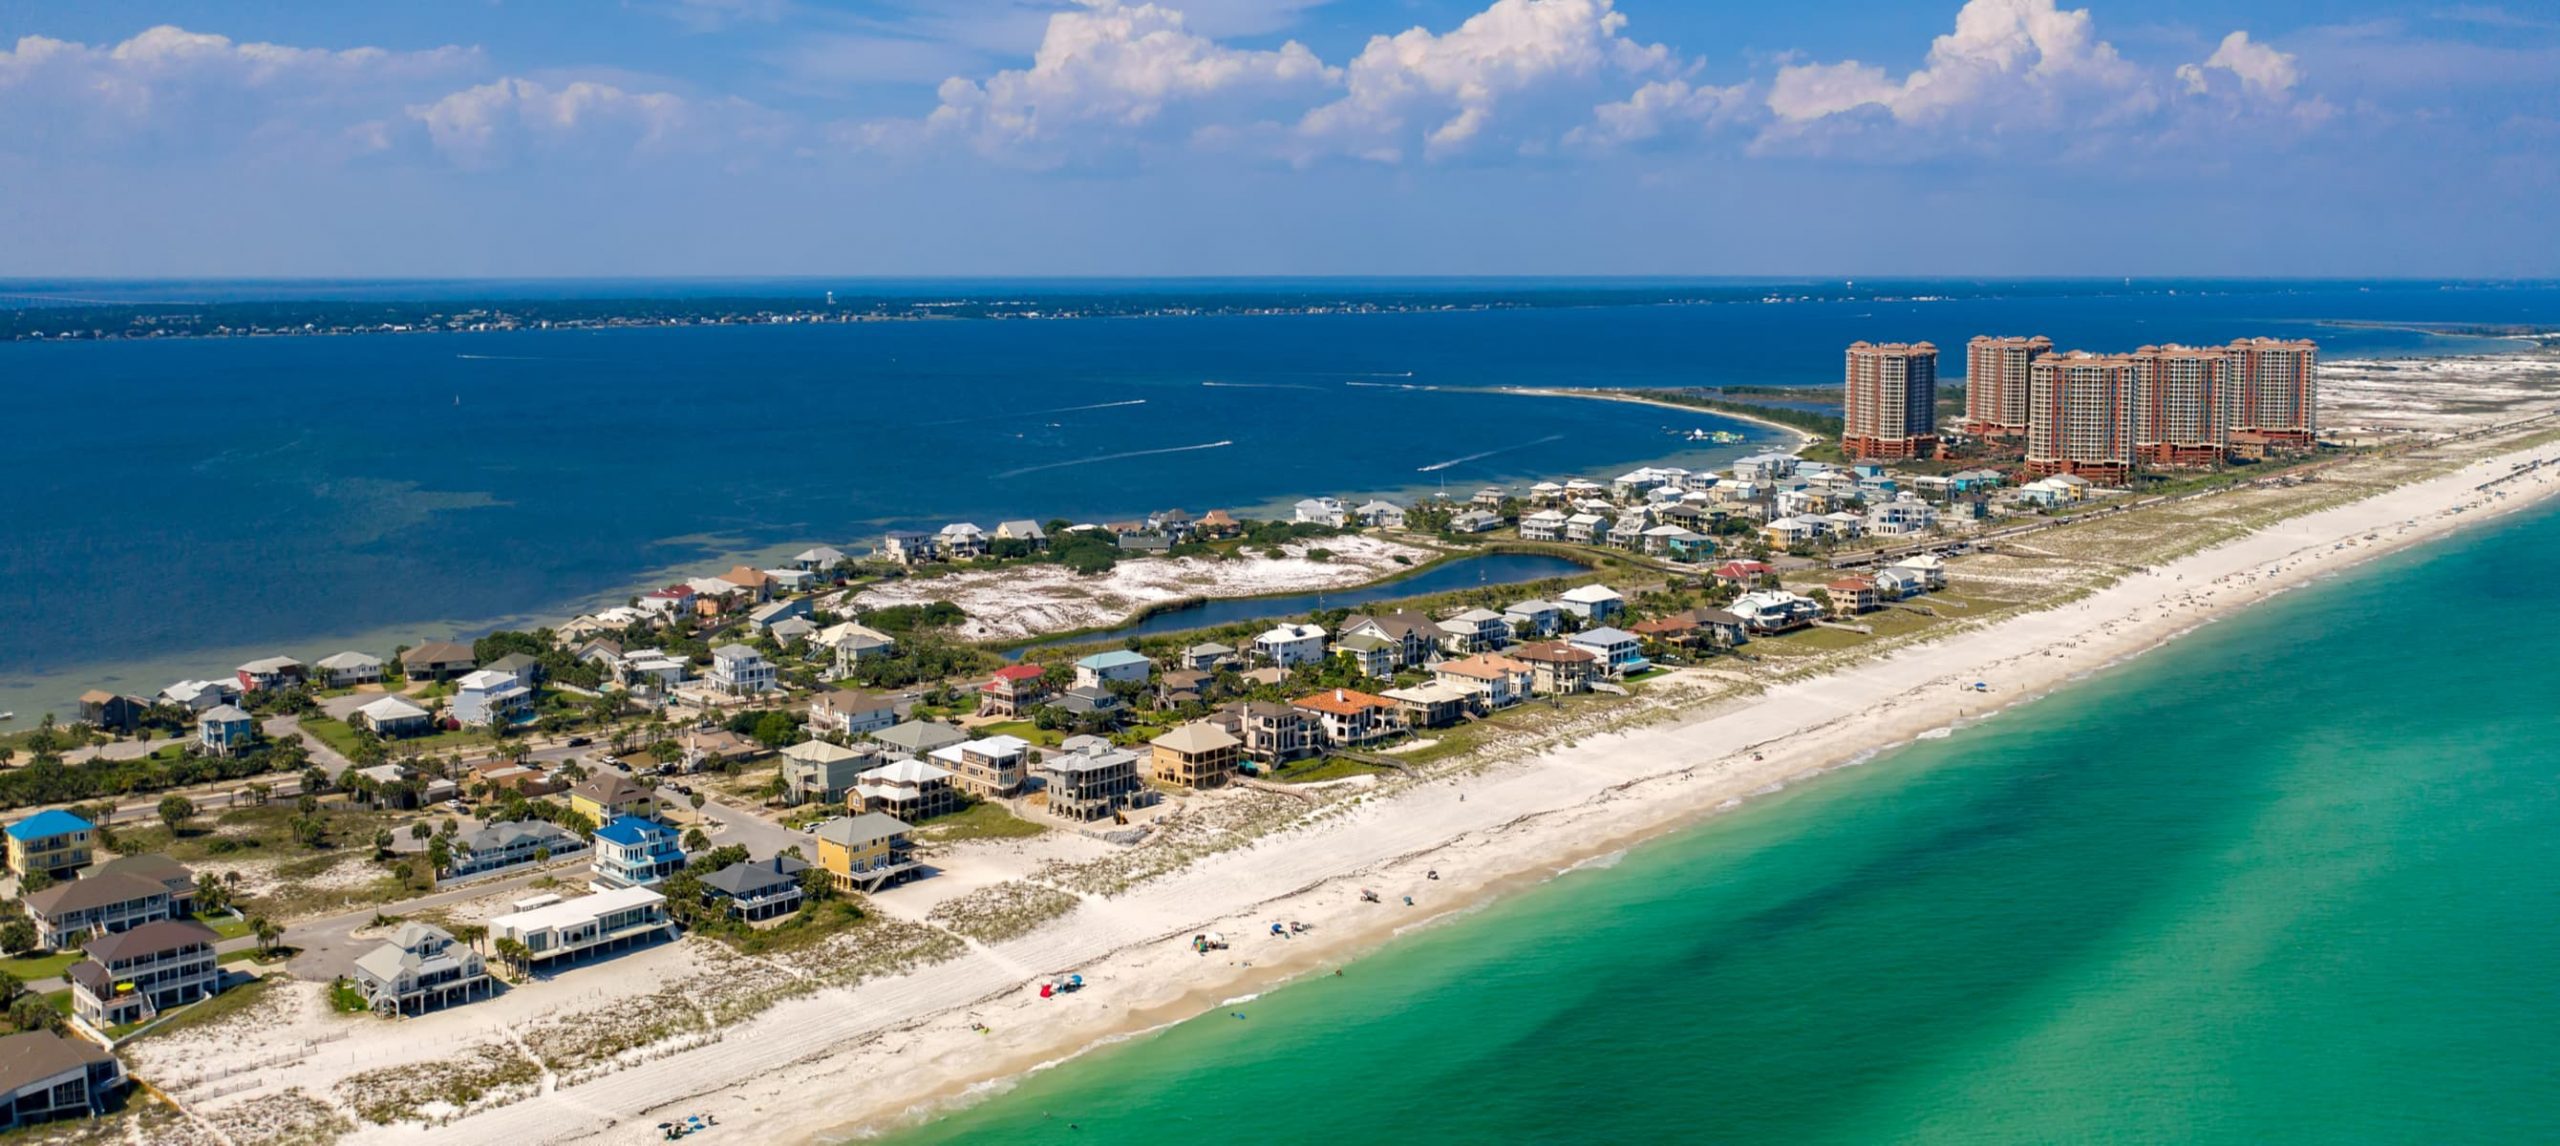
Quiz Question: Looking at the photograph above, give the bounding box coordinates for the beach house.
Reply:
[780,741,880,806]
[1293,497,1348,526]
[4,810,95,880]
[158,679,239,714]
[793,545,848,571]
[1558,584,1626,624]
[1336,612,1443,668]
[490,887,674,970]
[68,918,222,1028]
[700,855,808,922]
[931,735,1031,798]
[314,650,384,687]
[1423,654,1518,709]
[937,523,989,560]
[806,690,900,739]
[24,868,176,950]
[1447,509,1501,533]
[818,621,897,672]
[1150,722,1242,789]
[450,669,535,728]
[1437,609,1511,654]
[352,922,493,1017]
[852,757,959,821]
[400,641,478,682]
[353,694,435,738]
[1292,689,1403,748]
[978,665,1050,718]
[812,813,920,893]
[1382,681,1475,729]
[1566,627,1648,676]
[1253,623,1328,669]
[1518,509,1568,541]
[870,720,970,759]
[1728,590,1824,634]
[1826,576,1880,615]
[1218,701,1318,768]
[196,704,258,757]
[1332,633,1399,679]
[1074,650,1154,689]
[709,644,777,695]
[233,656,304,693]
[444,821,585,880]
[1504,599,1564,638]
[1510,642,1602,694]
[0,1031,125,1132]
[747,598,812,632]
[568,773,657,825]
[1040,744,1143,821]
[1888,553,1949,591]
[590,816,687,891]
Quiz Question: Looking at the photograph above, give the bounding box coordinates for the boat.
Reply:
[0,712,13,721]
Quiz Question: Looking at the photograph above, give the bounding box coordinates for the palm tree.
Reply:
[451,922,489,954]
[250,916,282,957]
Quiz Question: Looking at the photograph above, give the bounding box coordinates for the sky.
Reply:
[1,0,2556,278]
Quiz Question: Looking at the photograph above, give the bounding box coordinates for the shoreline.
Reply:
[1490,385,1825,453]
[340,419,2560,1145]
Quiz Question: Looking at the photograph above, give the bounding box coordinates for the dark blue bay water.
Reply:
[3,278,2554,711]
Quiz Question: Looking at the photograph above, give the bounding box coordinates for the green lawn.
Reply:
[0,950,80,981]
[912,801,1046,842]
[1269,757,1393,784]
[119,977,275,1045]
[973,720,1062,748]
[194,911,254,941]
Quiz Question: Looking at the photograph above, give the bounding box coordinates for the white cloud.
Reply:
[0,24,477,144]
[909,0,1335,156]
[1298,0,1674,161]
[2178,31,2300,98]
[409,78,700,168]
[1767,0,2143,126]
[1568,78,1755,148]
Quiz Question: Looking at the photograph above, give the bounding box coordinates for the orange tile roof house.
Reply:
[1291,688,1403,748]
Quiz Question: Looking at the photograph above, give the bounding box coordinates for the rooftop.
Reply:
[6,808,93,841]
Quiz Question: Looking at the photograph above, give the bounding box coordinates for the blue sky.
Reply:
[2,0,2555,277]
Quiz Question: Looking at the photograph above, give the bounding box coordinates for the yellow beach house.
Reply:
[5,810,97,880]
[811,813,919,894]
[568,773,657,826]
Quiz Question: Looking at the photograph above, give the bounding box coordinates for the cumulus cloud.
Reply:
[1765,0,2143,127]
[1567,78,1755,148]
[1298,0,1673,161]
[0,24,476,154]
[902,0,1334,157]
[409,78,699,168]
[2178,31,2300,98]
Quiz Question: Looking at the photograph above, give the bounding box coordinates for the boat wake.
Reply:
[1416,434,1564,473]
[454,354,553,361]
[925,398,1147,427]
[996,440,1233,479]
[1202,380,1325,391]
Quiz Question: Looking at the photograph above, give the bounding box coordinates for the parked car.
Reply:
[566,736,593,747]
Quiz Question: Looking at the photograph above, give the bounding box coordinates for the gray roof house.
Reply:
[699,855,809,922]
[352,922,493,1017]
[869,720,970,758]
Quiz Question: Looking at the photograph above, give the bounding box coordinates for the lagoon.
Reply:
[1007,551,1591,657]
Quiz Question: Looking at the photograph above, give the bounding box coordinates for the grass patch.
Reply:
[971,719,1060,747]
[912,801,1046,842]
[194,911,254,940]
[111,802,390,864]
[925,882,1081,944]
[697,898,870,957]
[0,950,80,981]
[1269,757,1393,784]
[119,976,275,1045]
[330,979,371,1013]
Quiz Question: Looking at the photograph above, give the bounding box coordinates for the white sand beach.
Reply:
[210,419,2560,1146]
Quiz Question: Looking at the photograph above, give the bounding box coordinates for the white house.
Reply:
[937,522,988,559]
[1728,590,1824,633]
[451,669,534,728]
[1519,509,1568,541]
[619,649,688,689]
[353,694,435,738]
[1888,553,1949,590]
[488,887,673,969]
[1293,497,1348,527]
[1558,584,1625,623]
[1253,623,1328,668]
[1436,608,1510,654]
[709,645,777,695]
[1355,500,1406,529]
[1504,599,1563,637]
[1566,627,1648,676]
[792,545,848,570]
[1073,650,1154,689]
[1447,510,1500,533]
[1564,513,1609,544]
[314,651,383,687]
[160,679,240,713]
[1868,495,1939,536]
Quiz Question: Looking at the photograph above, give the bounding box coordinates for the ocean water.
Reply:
[4,278,2554,713]
[882,497,2560,1145]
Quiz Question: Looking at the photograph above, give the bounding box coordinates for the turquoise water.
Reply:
[885,499,2560,1144]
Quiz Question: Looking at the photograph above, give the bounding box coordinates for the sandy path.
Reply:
[325,428,2560,1146]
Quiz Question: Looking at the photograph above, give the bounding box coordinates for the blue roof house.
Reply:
[589,817,686,891]
[1073,650,1154,690]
